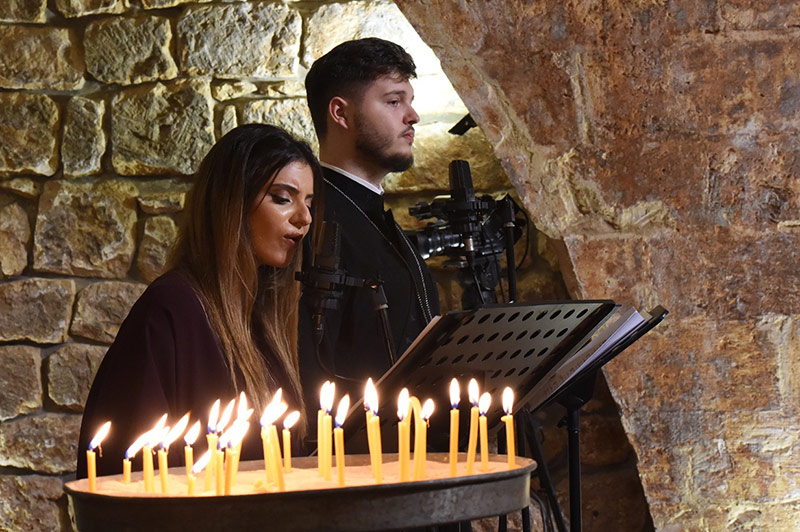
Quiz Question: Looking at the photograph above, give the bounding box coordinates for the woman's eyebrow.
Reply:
[270,182,314,198]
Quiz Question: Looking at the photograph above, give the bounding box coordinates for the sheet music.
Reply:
[526,306,649,409]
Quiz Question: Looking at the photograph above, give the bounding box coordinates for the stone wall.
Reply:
[0,1,578,530]
[394,0,800,530]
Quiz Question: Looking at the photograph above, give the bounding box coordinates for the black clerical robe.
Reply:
[76,270,288,478]
[298,167,440,418]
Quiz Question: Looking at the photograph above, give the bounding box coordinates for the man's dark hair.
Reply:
[305,37,417,140]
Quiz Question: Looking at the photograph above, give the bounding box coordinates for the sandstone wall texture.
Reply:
[394,0,800,530]
[0,1,583,531]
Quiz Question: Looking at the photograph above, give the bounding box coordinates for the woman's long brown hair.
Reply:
[171,124,322,430]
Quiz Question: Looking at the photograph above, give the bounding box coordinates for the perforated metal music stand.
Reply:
[341,300,617,452]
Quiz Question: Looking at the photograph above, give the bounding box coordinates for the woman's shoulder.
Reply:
[133,270,204,317]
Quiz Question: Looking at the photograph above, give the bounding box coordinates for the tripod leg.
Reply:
[567,407,581,532]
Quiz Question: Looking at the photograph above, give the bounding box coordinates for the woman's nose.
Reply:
[293,203,313,228]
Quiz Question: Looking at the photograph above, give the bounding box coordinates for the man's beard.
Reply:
[353,113,414,174]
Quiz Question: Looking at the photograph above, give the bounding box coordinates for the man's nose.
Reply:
[406,104,420,125]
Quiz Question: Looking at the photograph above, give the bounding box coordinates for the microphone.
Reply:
[296,221,351,346]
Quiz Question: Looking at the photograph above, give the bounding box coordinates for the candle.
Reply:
[231,406,253,483]
[123,432,149,484]
[184,420,201,477]
[159,413,190,494]
[221,421,249,495]
[479,392,491,472]
[466,378,480,474]
[364,378,383,483]
[317,381,331,476]
[259,389,287,490]
[282,411,300,472]
[397,388,411,481]
[449,379,460,477]
[413,399,434,480]
[189,450,211,496]
[205,399,220,492]
[334,395,350,487]
[502,387,516,468]
[86,421,111,493]
[321,382,335,481]
[143,415,168,493]
[214,443,224,496]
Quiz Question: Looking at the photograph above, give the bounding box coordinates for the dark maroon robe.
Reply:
[76,270,285,478]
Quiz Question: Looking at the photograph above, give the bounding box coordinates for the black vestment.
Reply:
[298,167,440,423]
[76,270,293,478]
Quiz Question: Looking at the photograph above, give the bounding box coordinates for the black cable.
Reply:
[516,208,531,271]
[314,339,362,383]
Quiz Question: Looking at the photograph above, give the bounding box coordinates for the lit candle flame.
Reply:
[207,399,220,434]
[478,392,491,416]
[216,399,236,434]
[162,413,190,450]
[364,378,378,415]
[468,378,479,406]
[397,388,409,421]
[322,382,335,414]
[319,381,331,409]
[260,389,288,427]
[237,392,248,420]
[184,421,202,447]
[334,395,350,427]
[191,449,212,475]
[283,411,300,430]
[421,399,435,421]
[502,387,514,415]
[450,379,460,409]
[219,420,249,449]
[147,425,169,449]
[88,421,111,451]
[125,431,150,460]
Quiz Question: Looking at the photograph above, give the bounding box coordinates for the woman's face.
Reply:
[249,161,314,268]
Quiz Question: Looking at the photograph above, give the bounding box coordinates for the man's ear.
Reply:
[328,96,351,131]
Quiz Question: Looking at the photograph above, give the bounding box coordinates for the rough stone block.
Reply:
[720,1,800,30]
[33,180,138,278]
[0,0,47,23]
[0,346,42,421]
[0,475,64,532]
[212,80,257,101]
[0,25,84,90]
[0,413,81,474]
[47,343,106,411]
[0,278,75,344]
[0,202,31,278]
[70,281,146,344]
[565,230,800,320]
[0,93,59,177]
[142,0,209,8]
[84,15,177,86]
[384,123,505,193]
[241,99,316,147]
[0,178,41,200]
[220,105,238,137]
[177,3,301,79]
[62,96,106,177]
[136,216,177,282]
[137,191,186,214]
[55,0,128,18]
[263,80,306,98]
[304,1,441,76]
[112,80,214,175]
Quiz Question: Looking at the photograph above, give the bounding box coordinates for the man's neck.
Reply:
[319,146,387,187]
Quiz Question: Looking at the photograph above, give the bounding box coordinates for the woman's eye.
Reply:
[271,195,290,205]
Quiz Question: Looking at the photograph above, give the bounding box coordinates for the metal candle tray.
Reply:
[65,453,535,532]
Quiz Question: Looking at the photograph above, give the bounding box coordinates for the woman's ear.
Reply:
[328,96,351,131]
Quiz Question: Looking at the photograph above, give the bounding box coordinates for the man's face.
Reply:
[352,74,420,174]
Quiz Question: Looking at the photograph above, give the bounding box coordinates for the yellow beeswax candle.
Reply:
[479,392,491,472]
[214,448,224,496]
[397,388,411,481]
[123,431,148,485]
[365,379,382,483]
[334,394,349,487]
[413,399,435,480]
[143,446,155,492]
[158,448,169,493]
[322,412,332,480]
[184,420,201,477]
[317,408,324,476]
[187,473,196,496]
[123,458,131,483]
[190,450,211,496]
[261,426,275,485]
[283,411,300,473]
[86,450,97,492]
[502,387,515,468]
[317,382,333,477]
[204,433,218,491]
[268,424,285,491]
[466,379,480,474]
[449,379,460,477]
[224,446,237,495]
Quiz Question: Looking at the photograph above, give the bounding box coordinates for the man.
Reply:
[300,38,440,412]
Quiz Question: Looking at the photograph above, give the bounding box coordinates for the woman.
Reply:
[77,124,321,477]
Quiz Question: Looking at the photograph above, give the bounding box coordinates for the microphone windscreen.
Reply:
[448,160,474,201]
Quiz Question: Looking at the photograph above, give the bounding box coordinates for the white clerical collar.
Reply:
[320,162,384,195]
